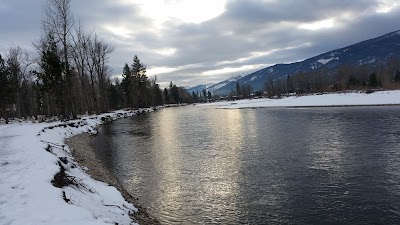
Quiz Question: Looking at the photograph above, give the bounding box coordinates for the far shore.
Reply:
[221,104,400,109]
[199,90,400,109]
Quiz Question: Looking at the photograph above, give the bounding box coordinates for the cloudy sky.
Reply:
[1,0,400,87]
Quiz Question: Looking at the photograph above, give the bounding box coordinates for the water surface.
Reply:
[94,106,400,224]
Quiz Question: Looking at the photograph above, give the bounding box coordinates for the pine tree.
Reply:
[236,82,241,98]
[207,91,212,100]
[394,70,400,83]
[170,82,180,103]
[0,54,16,123]
[131,55,147,108]
[108,79,124,110]
[369,73,379,88]
[36,33,65,116]
[153,84,163,106]
[163,87,169,104]
[121,63,133,107]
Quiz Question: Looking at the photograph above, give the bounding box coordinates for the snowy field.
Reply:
[0,109,155,225]
[200,90,400,109]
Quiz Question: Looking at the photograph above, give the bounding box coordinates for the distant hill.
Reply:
[212,30,400,95]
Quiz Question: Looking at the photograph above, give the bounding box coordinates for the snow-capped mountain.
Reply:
[186,74,244,94]
[213,30,400,95]
[207,74,244,93]
[186,83,214,94]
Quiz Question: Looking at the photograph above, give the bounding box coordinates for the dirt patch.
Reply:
[65,133,160,225]
[51,162,71,188]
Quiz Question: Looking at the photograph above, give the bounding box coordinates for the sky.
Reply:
[1,0,400,87]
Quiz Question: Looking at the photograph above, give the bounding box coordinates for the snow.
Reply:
[317,57,338,65]
[0,109,155,225]
[358,57,376,65]
[209,82,229,91]
[227,75,243,82]
[207,75,243,92]
[199,90,400,109]
[310,62,320,70]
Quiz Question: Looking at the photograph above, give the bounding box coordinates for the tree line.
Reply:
[0,0,194,123]
[267,60,400,97]
[232,58,400,99]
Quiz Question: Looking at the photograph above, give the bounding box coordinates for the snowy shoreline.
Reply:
[200,90,400,109]
[0,108,158,225]
[66,133,159,225]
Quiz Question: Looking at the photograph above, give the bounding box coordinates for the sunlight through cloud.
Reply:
[104,25,133,38]
[376,0,400,13]
[154,47,177,56]
[202,64,266,76]
[147,66,177,75]
[298,18,335,30]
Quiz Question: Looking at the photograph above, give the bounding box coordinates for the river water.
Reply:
[94,106,400,224]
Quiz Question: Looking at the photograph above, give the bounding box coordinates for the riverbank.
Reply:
[66,133,160,225]
[0,108,159,225]
[200,90,400,109]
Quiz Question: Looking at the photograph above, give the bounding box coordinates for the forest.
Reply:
[0,0,194,123]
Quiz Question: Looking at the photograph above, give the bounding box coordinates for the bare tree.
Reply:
[42,0,76,118]
[81,33,114,113]
[70,21,93,113]
[7,45,33,118]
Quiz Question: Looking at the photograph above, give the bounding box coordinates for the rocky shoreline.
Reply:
[66,132,160,225]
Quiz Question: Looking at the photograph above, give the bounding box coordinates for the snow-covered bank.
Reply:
[200,90,400,109]
[0,109,155,225]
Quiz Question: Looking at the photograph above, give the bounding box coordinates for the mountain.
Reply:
[186,83,214,94]
[208,74,244,93]
[213,30,400,95]
[186,74,244,94]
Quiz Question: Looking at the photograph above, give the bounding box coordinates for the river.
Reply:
[93,105,400,224]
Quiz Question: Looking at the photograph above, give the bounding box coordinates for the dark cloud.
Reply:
[0,0,399,87]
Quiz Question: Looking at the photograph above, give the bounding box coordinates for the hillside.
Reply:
[187,75,243,94]
[213,30,400,95]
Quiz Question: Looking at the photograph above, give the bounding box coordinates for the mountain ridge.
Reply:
[210,30,400,95]
[187,74,244,94]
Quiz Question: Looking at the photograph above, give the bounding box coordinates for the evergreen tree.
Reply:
[132,55,146,77]
[369,72,379,88]
[163,88,169,104]
[108,79,123,110]
[36,33,65,116]
[170,83,180,103]
[287,75,294,93]
[202,89,207,100]
[394,70,400,83]
[153,84,163,106]
[121,63,133,107]
[0,54,16,123]
[347,75,359,88]
[131,55,147,107]
[207,91,212,100]
[236,82,241,97]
